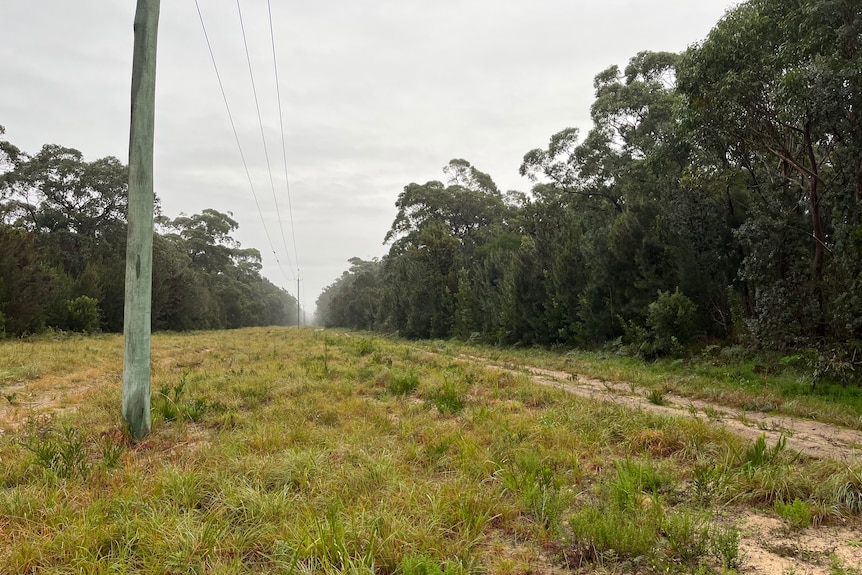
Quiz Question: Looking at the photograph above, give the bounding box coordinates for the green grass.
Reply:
[0,327,860,573]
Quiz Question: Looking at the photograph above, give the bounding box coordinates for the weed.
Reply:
[354,338,376,357]
[21,423,90,480]
[775,498,813,529]
[742,433,788,471]
[710,525,741,570]
[100,436,125,469]
[611,458,671,511]
[153,372,188,422]
[400,554,444,575]
[185,397,209,422]
[662,510,711,564]
[646,389,666,406]
[569,503,661,561]
[693,463,721,504]
[153,370,210,423]
[497,453,567,531]
[830,553,861,575]
[432,382,465,414]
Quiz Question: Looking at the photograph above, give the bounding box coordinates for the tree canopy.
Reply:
[0,132,298,336]
[317,0,862,373]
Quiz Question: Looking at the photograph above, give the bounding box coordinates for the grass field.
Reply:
[1,328,861,574]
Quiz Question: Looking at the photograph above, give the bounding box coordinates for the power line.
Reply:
[266,0,301,279]
[193,0,292,286]
[236,0,296,279]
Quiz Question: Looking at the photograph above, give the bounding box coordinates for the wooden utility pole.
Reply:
[123,0,160,439]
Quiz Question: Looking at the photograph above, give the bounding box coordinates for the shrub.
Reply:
[65,295,100,332]
[646,289,697,355]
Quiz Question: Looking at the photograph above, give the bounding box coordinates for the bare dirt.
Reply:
[0,366,117,433]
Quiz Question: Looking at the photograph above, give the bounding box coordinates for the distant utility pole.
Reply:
[297,274,301,326]
[123,0,160,439]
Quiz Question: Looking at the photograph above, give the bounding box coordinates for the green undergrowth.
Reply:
[1,327,860,574]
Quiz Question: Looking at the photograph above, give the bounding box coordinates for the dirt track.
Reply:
[455,354,862,574]
[462,355,862,463]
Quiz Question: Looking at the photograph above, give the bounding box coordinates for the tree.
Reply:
[316,258,383,330]
[0,227,54,335]
[678,0,862,344]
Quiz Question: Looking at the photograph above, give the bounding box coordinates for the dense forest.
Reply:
[0,126,299,335]
[316,0,862,369]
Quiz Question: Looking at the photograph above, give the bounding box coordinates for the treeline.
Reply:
[316,0,862,364]
[0,128,298,336]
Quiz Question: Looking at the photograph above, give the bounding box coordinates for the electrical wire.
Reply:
[193,0,292,287]
[266,0,302,281]
[236,0,296,278]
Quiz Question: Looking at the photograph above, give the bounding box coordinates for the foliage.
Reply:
[641,289,698,357]
[0,132,298,335]
[775,498,814,529]
[65,295,100,333]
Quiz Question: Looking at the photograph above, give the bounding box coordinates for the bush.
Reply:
[646,289,697,356]
[65,295,100,332]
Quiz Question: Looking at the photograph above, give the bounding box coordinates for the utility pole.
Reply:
[296,273,301,326]
[123,0,160,439]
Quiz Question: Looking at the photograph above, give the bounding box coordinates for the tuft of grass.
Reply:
[20,421,90,480]
[431,382,466,414]
[646,388,667,406]
[611,457,672,511]
[742,433,793,471]
[496,451,568,532]
[386,368,420,395]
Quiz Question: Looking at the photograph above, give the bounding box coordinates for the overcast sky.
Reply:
[1,1,734,316]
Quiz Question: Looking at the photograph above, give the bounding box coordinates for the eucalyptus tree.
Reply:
[379,159,511,338]
[678,0,862,345]
[159,209,297,329]
[316,257,383,330]
[0,142,131,331]
[518,51,737,346]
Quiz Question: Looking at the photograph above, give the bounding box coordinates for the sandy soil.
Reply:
[0,366,116,433]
